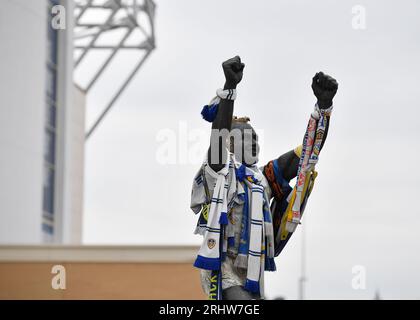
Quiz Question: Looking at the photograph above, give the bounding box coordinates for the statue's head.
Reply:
[230,116,260,166]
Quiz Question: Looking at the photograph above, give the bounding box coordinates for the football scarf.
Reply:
[286,104,333,232]
[191,159,276,299]
[233,164,276,295]
[193,153,231,271]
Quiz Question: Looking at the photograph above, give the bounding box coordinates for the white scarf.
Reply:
[233,164,275,295]
[192,154,275,296]
[244,182,264,292]
[193,156,231,271]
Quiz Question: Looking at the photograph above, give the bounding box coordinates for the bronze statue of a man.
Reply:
[190,56,338,300]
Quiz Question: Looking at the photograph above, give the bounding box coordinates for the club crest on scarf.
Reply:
[207,238,216,249]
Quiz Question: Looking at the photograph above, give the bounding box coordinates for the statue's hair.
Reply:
[230,116,254,153]
[232,116,251,123]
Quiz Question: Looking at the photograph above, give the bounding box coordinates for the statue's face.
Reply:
[230,122,260,166]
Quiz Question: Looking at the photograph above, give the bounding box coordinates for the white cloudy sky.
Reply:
[81,0,420,299]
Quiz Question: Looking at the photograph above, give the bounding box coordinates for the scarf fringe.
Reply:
[219,212,229,225]
[201,103,219,122]
[244,279,260,294]
[194,226,206,235]
[194,255,220,271]
[265,256,276,271]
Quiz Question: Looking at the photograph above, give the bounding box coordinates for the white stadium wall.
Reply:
[0,0,84,244]
[0,1,48,243]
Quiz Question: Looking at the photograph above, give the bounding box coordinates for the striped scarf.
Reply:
[193,155,231,271]
[192,159,275,298]
[234,164,276,295]
[286,104,333,232]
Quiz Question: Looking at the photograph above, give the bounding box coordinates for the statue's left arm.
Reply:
[263,72,338,197]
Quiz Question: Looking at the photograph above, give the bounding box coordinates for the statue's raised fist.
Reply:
[222,56,245,89]
[312,72,338,109]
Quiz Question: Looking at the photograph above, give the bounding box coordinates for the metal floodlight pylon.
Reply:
[73,0,156,139]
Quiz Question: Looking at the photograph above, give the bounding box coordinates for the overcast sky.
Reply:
[81,0,420,299]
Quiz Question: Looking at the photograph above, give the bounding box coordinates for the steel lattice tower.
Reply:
[73,0,156,139]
